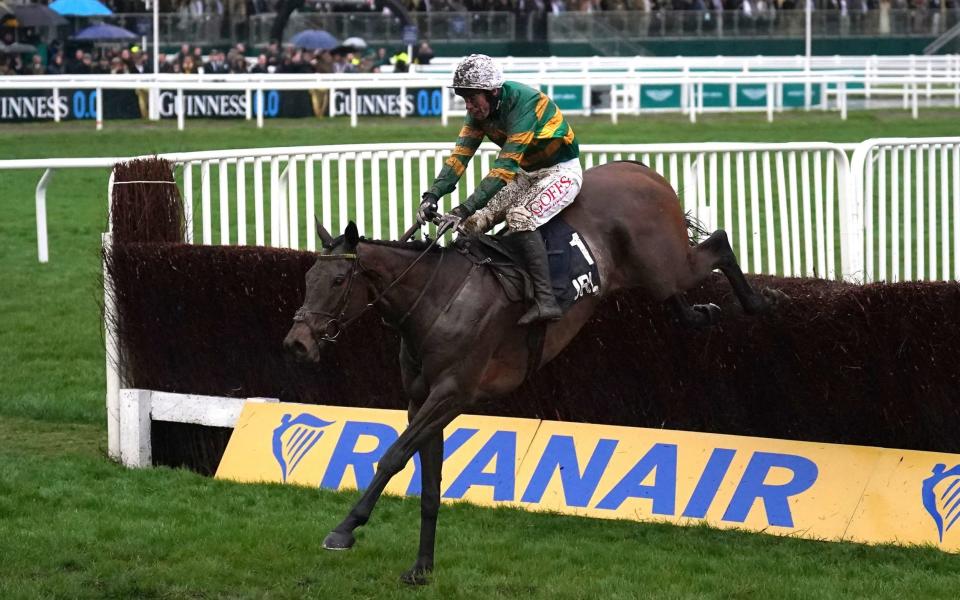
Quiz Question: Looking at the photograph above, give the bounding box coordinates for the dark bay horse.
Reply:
[282,160,784,584]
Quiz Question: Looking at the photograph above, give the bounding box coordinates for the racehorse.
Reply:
[282,160,785,584]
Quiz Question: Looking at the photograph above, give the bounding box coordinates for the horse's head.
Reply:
[283,220,362,363]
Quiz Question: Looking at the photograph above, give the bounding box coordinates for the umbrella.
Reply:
[12,5,68,27]
[289,29,338,51]
[49,0,112,17]
[342,36,367,50]
[72,23,137,41]
[0,42,39,53]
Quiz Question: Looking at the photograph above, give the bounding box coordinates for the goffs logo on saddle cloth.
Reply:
[217,402,960,552]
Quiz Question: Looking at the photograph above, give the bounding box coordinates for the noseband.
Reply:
[292,233,445,345]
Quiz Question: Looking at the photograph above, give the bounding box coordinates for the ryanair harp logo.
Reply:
[922,463,960,543]
[272,413,335,482]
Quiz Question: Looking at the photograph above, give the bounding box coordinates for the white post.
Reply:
[152,0,159,80]
[804,0,812,111]
[103,231,121,460]
[840,82,847,120]
[176,88,184,131]
[257,88,264,129]
[350,87,357,128]
[245,88,252,120]
[441,86,448,127]
[766,82,774,123]
[96,86,103,130]
[611,85,618,125]
[52,88,60,123]
[119,389,152,468]
[400,86,407,118]
[35,169,53,263]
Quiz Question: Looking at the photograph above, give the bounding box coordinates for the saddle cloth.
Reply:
[455,217,602,313]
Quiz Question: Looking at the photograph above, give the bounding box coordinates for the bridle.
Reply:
[292,226,449,344]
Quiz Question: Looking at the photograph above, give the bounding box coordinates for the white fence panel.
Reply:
[851,137,960,282]
[157,142,849,280]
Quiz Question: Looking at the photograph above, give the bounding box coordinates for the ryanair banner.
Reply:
[216,402,960,551]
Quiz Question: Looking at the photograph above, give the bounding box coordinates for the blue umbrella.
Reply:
[73,23,137,41]
[289,30,338,51]
[49,0,112,17]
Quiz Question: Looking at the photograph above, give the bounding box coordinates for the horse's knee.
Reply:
[377,445,409,477]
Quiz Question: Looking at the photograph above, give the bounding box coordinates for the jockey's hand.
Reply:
[417,192,439,224]
[439,205,472,232]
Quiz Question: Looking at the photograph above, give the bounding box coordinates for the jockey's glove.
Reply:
[439,205,472,232]
[418,192,439,224]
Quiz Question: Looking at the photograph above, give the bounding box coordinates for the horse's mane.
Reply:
[358,237,442,253]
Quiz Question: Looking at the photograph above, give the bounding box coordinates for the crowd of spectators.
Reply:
[0,37,434,76]
[1,0,957,76]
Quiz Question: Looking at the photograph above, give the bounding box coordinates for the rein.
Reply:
[293,225,450,343]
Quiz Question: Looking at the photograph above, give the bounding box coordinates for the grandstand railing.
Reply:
[108,10,960,46]
[550,9,960,41]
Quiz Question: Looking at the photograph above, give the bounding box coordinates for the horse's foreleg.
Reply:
[690,230,784,314]
[323,381,463,554]
[400,431,443,585]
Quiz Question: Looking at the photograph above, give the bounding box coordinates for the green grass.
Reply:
[2,111,960,597]
[1,418,958,600]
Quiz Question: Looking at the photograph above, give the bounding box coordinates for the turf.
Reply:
[2,111,960,597]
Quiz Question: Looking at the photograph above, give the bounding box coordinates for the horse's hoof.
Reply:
[323,530,355,551]
[692,303,721,326]
[399,563,433,586]
[762,287,790,305]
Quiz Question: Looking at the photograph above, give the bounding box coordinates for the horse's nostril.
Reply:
[290,340,307,357]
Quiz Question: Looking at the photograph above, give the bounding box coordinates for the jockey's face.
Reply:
[463,91,492,121]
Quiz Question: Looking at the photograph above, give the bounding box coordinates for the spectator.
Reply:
[182,55,197,74]
[414,40,434,65]
[110,57,129,75]
[46,53,66,75]
[176,43,191,68]
[27,55,45,75]
[158,53,175,73]
[230,55,249,73]
[205,49,230,74]
[66,49,88,75]
[249,53,269,73]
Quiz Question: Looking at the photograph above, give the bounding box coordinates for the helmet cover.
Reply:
[450,54,504,92]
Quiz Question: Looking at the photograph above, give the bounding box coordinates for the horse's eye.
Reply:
[333,275,346,286]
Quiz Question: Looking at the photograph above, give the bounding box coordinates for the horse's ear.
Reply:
[344,221,359,249]
[315,216,335,248]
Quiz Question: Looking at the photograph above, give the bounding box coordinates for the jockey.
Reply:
[419,54,583,326]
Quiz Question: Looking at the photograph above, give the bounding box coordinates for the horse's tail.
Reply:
[684,211,710,246]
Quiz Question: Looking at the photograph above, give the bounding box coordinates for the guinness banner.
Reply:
[0,87,444,122]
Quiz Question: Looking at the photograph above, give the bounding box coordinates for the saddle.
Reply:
[453,232,532,305]
[452,216,602,313]
[448,218,602,381]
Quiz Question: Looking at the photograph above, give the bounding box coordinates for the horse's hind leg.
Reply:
[668,293,720,328]
[689,230,784,315]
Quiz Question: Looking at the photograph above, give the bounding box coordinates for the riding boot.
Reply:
[515,230,563,326]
